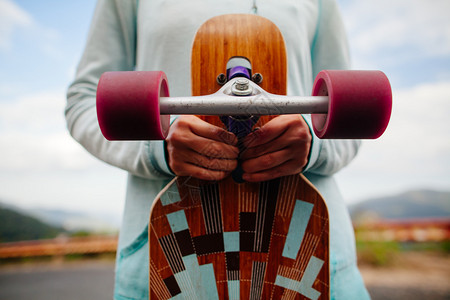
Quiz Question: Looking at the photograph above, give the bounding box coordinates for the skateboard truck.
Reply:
[97,69,392,141]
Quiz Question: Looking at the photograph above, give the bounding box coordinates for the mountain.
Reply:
[349,189,450,223]
[0,201,120,238]
[27,208,120,233]
[0,206,64,243]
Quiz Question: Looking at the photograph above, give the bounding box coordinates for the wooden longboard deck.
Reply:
[149,176,329,299]
[149,14,329,299]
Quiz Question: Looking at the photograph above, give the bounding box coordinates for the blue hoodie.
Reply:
[66,0,368,299]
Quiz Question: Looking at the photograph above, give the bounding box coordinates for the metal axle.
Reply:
[159,78,328,116]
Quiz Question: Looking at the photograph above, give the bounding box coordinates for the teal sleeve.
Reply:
[65,0,174,179]
[303,0,361,175]
[311,0,351,77]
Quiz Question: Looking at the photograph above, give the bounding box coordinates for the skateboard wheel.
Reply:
[311,70,392,139]
[97,71,170,140]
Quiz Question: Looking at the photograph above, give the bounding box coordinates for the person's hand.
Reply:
[240,115,311,182]
[165,116,239,181]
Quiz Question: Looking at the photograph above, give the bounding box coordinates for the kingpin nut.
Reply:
[231,78,253,96]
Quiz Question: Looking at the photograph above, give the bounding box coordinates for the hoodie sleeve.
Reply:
[303,0,361,176]
[65,0,174,179]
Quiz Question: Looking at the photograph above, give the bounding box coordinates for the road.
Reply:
[0,260,114,300]
[0,259,449,300]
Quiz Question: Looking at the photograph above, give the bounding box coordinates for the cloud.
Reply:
[0,0,63,58]
[339,0,450,66]
[374,81,450,170]
[336,80,450,201]
[0,90,99,172]
[0,89,126,215]
[0,0,33,50]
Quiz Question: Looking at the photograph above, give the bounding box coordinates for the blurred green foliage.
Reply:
[0,207,63,243]
[356,240,401,266]
[356,240,449,267]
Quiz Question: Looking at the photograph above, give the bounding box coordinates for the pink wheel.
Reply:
[311,70,392,139]
[96,71,170,140]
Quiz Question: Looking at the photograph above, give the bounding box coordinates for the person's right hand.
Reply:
[165,116,239,181]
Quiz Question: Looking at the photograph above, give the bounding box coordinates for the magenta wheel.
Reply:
[311,70,392,139]
[96,71,170,140]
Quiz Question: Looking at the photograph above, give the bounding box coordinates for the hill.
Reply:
[349,189,450,222]
[0,207,64,243]
[27,208,120,233]
[0,201,120,237]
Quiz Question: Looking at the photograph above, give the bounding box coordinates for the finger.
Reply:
[176,163,231,181]
[190,117,238,145]
[240,136,291,160]
[242,117,287,148]
[242,159,301,182]
[189,137,239,159]
[182,149,238,172]
[169,145,237,173]
[241,148,292,174]
[241,116,311,159]
[168,127,239,159]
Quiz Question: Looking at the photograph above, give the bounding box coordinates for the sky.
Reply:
[0,0,449,222]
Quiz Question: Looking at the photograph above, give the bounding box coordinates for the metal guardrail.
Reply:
[2,219,448,259]
[354,218,450,242]
[0,235,118,258]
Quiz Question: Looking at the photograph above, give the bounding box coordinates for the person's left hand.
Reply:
[240,115,312,182]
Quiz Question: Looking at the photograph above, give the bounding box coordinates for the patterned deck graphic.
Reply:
[149,175,329,299]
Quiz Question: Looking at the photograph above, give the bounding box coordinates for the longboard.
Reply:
[148,15,329,300]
